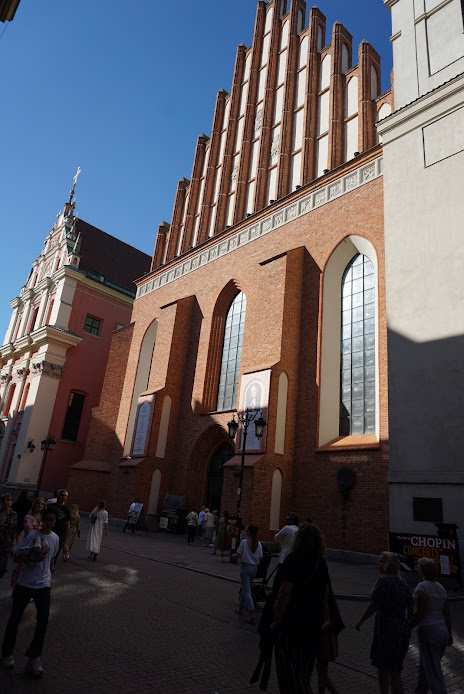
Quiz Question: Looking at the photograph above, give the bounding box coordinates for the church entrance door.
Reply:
[206,442,234,512]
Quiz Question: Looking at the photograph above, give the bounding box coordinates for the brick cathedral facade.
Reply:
[70,0,394,553]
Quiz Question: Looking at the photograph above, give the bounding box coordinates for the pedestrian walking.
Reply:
[356,551,414,694]
[62,504,80,561]
[273,512,299,595]
[213,510,229,555]
[410,557,453,694]
[233,524,263,624]
[1,506,59,677]
[203,508,214,546]
[47,489,70,560]
[86,500,109,561]
[271,523,330,694]
[11,498,46,589]
[186,509,198,545]
[12,489,31,544]
[122,499,137,533]
[0,493,17,580]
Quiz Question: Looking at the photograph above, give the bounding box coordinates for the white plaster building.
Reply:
[378,0,464,560]
[0,179,150,494]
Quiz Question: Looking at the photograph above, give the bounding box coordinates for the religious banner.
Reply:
[236,369,271,453]
[389,532,461,578]
[131,392,156,457]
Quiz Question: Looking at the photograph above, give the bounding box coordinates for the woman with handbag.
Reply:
[85,500,108,561]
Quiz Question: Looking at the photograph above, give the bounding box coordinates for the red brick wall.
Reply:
[71,149,389,554]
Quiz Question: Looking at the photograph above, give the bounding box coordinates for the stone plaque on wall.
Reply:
[131,392,156,457]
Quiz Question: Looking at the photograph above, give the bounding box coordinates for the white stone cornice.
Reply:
[9,297,23,310]
[0,326,82,363]
[377,73,464,143]
[136,156,383,301]
[384,0,399,8]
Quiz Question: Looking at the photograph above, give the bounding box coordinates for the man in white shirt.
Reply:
[273,513,299,593]
[1,507,60,678]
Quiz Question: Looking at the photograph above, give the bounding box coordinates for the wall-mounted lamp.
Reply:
[27,439,36,453]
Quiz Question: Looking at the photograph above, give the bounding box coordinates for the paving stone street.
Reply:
[0,525,463,694]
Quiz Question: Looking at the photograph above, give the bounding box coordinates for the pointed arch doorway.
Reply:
[205,442,234,512]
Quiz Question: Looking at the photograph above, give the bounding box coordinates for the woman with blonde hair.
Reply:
[410,557,452,694]
[356,551,414,694]
[23,498,46,536]
[86,500,108,561]
[63,504,80,562]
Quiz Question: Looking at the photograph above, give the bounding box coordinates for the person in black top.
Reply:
[272,523,330,694]
[47,489,70,559]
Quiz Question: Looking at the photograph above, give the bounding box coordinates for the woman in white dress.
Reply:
[86,500,109,561]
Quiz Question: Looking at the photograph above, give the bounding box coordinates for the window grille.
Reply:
[83,316,101,336]
[216,292,246,412]
[340,254,376,435]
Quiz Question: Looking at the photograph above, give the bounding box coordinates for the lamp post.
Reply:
[36,435,56,493]
[227,409,266,539]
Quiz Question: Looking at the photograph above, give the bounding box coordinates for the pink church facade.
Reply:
[0,180,150,496]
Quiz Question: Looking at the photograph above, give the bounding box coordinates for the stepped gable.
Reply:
[153,0,393,270]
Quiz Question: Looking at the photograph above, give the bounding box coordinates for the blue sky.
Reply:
[0,0,393,339]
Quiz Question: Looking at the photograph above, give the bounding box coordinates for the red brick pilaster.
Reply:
[233,1,266,221]
[165,178,189,262]
[151,222,170,270]
[180,134,209,253]
[358,40,381,154]
[328,22,353,170]
[197,90,228,244]
[215,45,246,234]
[254,2,282,210]
[302,7,326,184]
[277,0,305,199]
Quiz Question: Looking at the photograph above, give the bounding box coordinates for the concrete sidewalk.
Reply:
[79,520,416,600]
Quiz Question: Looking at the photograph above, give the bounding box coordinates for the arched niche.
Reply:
[155,395,171,458]
[148,468,161,515]
[124,319,158,456]
[269,469,283,530]
[275,372,288,454]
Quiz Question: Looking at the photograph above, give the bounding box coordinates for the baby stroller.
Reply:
[240,547,274,607]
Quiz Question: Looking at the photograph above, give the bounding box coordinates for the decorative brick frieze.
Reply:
[136,156,383,300]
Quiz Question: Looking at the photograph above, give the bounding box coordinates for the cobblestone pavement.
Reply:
[0,528,462,694]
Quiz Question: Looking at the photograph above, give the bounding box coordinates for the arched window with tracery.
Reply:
[216,292,246,412]
[340,254,375,435]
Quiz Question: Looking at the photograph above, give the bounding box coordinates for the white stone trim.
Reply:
[414,0,454,24]
[136,157,383,300]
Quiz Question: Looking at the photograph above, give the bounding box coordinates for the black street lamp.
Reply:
[36,435,56,492]
[227,409,267,539]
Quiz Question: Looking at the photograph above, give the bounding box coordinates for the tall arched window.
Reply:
[216,292,246,411]
[340,254,375,435]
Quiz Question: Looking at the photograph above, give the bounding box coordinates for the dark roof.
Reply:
[75,218,151,295]
[0,0,20,22]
